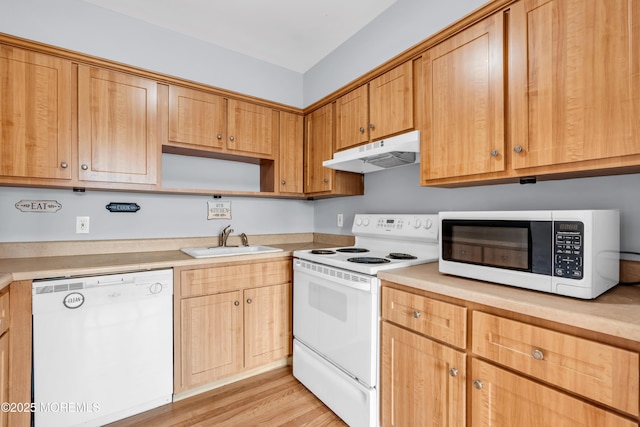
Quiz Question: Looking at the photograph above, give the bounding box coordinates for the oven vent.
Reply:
[295,260,370,284]
[336,271,369,284]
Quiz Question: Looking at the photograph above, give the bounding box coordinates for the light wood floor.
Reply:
[108,367,347,426]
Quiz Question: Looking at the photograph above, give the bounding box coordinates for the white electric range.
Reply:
[292,214,439,427]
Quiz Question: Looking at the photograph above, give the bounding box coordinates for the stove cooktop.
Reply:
[295,245,437,275]
[294,214,440,276]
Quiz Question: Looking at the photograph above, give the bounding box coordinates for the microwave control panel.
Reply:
[553,221,584,279]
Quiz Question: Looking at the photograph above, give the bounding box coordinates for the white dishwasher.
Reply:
[32,269,174,427]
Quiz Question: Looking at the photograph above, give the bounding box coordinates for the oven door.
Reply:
[293,258,378,388]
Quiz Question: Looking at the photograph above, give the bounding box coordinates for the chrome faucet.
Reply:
[219,225,234,247]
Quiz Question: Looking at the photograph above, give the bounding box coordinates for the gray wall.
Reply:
[314,166,640,253]
[1,187,313,243]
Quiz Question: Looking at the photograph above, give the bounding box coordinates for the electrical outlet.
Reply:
[337,213,344,227]
[76,216,90,234]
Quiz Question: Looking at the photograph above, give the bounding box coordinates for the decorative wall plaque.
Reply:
[208,200,231,220]
[15,200,62,213]
[105,202,141,213]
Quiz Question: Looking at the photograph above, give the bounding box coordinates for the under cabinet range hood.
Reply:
[322,130,420,173]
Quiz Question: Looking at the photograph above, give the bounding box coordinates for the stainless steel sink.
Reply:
[180,245,283,258]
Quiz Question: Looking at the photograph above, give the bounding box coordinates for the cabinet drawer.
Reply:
[382,287,467,349]
[181,259,291,298]
[0,289,8,336]
[472,311,639,416]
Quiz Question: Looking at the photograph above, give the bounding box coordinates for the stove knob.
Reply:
[356,218,363,226]
[424,219,432,229]
[363,217,370,226]
[413,219,422,229]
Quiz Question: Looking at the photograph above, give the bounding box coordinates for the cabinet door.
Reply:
[421,12,505,182]
[510,0,640,170]
[227,99,274,157]
[278,111,304,194]
[168,85,226,150]
[0,45,72,180]
[77,65,159,184]
[369,61,414,141]
[0,332,7,427]
[304,103,334,193]
[335,84,369,151]
[180,291,243,388]
[244,283,292,369]
[381,322,466,427]
[471,359,636,427]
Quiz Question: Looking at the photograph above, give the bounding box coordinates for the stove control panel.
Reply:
[352,214,439,240]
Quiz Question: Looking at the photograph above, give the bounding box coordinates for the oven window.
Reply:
[443,221,531,270]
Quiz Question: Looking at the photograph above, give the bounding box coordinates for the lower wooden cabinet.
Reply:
[471,359,636,427]
[176,259,292,392]
[380,282,640,427]
[181,290,243,386]
[0,329,8,427]
[381,322,466,427]
[244,283,292,369]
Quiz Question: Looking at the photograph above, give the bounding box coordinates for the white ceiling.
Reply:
[82,0,398,73]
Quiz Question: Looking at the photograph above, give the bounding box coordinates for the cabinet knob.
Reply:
[234,300,240,306]
[323,178,329,183]
[217,134,222,140]
[81,164,89,170]
[449,368,458,377]
[229,135,235,141]
[246,298,252,304]
[473,380,483,390]
[514,145,523,153]
[60,162,68,169]
[369,123,375,130]
[281,180,286,185]
[490,149,499,157]
[531,348,544,360]
[412,310,421,319]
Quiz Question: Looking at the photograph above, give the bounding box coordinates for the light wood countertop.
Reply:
[379,263,640,343]
[0,239,340,288]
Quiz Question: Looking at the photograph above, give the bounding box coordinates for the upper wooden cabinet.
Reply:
[168,85,274,159]
[304,103,334,194]
[0,45,72,181]
[168,86,226,150]
[304,103,364,197]
[335,61,414,152]
[420,12,505,183]
[278,111,304,194]
[421,0,640,186]
[227,99,274,157]
[509,0,640,171]
[77,65,159,185]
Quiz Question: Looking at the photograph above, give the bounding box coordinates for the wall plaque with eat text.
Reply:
[15,200,62,213]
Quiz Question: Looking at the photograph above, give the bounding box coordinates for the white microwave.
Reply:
[438,210,620,299]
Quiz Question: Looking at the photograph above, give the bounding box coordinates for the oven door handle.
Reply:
[294,260,375,293]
